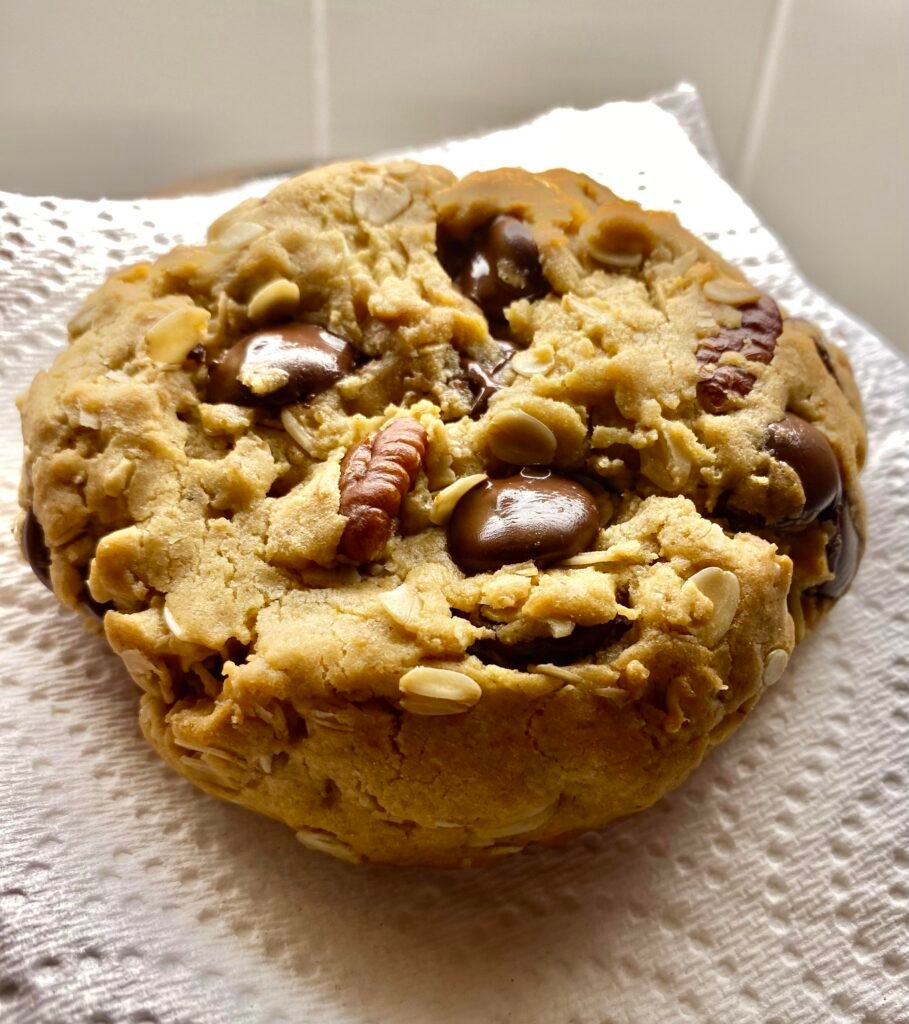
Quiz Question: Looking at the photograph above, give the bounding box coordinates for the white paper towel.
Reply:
[1,85,907,1024]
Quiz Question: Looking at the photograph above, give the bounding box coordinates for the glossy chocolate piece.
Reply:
[208,323,354,406]
[21,508,52,589]
[447,468,599,574]
[766,413,841,522]
[816,500,862,599]
[469,619,629,669]
[459,343,515,419]
[456,215,547,321]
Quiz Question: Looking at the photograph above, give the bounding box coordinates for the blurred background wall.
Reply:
[1,0,906,354]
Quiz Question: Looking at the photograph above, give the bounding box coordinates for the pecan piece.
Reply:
[338,419,428,562]
[696,295,782,412]
[696,365,756,413]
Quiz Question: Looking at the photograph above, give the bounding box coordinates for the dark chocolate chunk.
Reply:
[765,413,841,522]
[469,618,630,669]
[446,215,547,321]
[447,468,599,574]
[208,323,354,407]
[21,508,52,589]
[816,500,862,599]
[459,343,515,419]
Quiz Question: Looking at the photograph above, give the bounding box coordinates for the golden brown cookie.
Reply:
[17,161,866,866]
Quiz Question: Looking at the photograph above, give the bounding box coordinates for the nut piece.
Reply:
[247,278,300,322]
[145,307,211,364]
[339,419,428,562]
[352,176,412,225]
[486,409,557,465]
[682,566,741,645]
[472,801,557,840]
[703,278,763,306]
[591,250,644,270]
[511,344,555,377]
[212,220,266,251]
[399,665,482,715]
[429,473,488,526]
[296,829,362,864]
[763,648,789,686]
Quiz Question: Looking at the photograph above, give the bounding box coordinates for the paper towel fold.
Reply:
[1,85,907,1024]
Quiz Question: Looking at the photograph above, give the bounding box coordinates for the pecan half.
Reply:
[696,295,782,412]
[338,419,428,562]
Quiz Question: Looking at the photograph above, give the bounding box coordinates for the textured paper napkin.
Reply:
[1,86,907,1024]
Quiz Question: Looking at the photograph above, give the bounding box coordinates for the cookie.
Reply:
[17,161,867,867]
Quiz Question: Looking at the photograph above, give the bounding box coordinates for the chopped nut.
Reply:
[212,220,266,251]
[352,176,412,225]
[162,605,186,640]
[145,307,211,364]
[429,473,488,526]
[399,665,482,715]
[703,278,763,306]
[339,419,428,561]
[486,409,557,465]
[682,566,741,645]
[296,829,362,864]
[280,408,317,456]
[309,709,356,733]
[472,801,556,839]
[591,250,644,270]
[763,648,789,686]
[533,664,583,684]
[378,583,423,631]
[558,550,613,567]
[511,344,555,377]
[594,685,631,705]
[247,277,300,322]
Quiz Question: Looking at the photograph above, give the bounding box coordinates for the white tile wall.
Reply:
[0,0,906,354]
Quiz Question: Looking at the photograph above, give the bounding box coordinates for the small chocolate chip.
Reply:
[469,619,630,669]
[813,338,841,387]
[459,343,515,419]
[208,323,354,407]
[447,468,599,574]
[450,215,547,321]
[21,508,52,589]
[816,500,862,600]
[766,414,841,522]
[696,365,756,413]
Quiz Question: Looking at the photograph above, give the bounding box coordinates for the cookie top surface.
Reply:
[19,159,866,740]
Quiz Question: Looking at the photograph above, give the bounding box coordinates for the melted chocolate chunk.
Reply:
[766,413,841,522]
[816,499,862,599]
[208,323,354,407]
[469,619,630,669]
[21,508,52,589]
[459,343,515,418]
[447,468,599,574]
[696,296,783,412]
[441,215,547,321]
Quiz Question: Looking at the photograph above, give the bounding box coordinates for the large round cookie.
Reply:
[17,161,866,867]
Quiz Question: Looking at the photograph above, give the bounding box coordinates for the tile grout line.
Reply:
[310,0,331,159]
[737,0,792,192]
